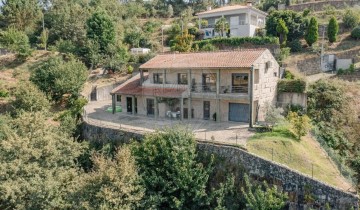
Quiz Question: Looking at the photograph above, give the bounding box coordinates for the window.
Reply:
[116,95,121,102]
[232,73,248,93]
[153,73,163,84]
[178,73,188,85]
[202,73,216,92]
[254,69,259,84]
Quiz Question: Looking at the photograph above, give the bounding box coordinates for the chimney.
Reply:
[207,6,212,11]
[246,1,252,6]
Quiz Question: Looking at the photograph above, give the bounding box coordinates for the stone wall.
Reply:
[81,120,359,209]
[286,0,360,12]
[277,92,307,108]
[197,142,359,210]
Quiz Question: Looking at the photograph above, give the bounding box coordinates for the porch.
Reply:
[84,100,254,145]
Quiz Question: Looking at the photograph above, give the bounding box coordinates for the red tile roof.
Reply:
[197,5,267,16]
[139,49,267,70]
[111,74,187,98]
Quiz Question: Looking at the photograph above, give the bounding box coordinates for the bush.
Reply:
[0,27,32,60]
[343,9,360,29]
[287,39,302,52]
[284,70,295,79]
[200,43,218,51]
[277,79,306,93]
[287,111,311,140]
[351,27,360,39]
[0,89,9,98]
[55,39,77,54]
[127,65,134,74]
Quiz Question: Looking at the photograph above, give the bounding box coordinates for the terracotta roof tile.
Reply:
[140,49,267,70]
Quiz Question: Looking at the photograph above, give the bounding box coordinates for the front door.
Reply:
[126,97,132,113]
[203,101,210,120]
[147,98,155,115]
[229,103,249,122]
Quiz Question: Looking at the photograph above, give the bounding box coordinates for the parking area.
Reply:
[84,100,254,145]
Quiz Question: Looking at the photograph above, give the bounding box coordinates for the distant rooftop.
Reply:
[139,49,268,70]
[196,4,267,16]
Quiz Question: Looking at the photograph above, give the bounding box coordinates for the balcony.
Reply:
[220,85,248,94]
[191,84,216,93]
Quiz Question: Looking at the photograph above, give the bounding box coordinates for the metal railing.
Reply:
[191,84,216,93]
[220,85,248,94]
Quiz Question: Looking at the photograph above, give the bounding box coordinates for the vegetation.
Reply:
[327,16,339,43]
[214,17,230,37]
[277,79,306,93]
[287,111,311,140]
[0,27,32,60]
[305,17,318,47]
[276,19,289,47]
[351,27,360,40]
[342,8,360,29]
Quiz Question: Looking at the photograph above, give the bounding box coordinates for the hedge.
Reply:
[192,36,279,49]
[277,79,306,93]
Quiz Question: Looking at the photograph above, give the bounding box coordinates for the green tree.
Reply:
[351,26,360,39]
[86,10,116,53]
[214,17,230,37]
[287,111,311,140]
[0,27,32,60]
[242,175,288,210]
[264,102,285,129]
[171,31,194,52]
[0,112,86,209]
[131,127,211,209]
[30,56,88,102]
[327,16,339,43]
[11,82,50,114]
[276,18,289,47]
[305,17,318,46]
[343,8,360,29]
[167,5,174,18]
[70,146,144,209]
[38,28,49,50]
[0,0,41,33]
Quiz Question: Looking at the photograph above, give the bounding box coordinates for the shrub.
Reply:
[127,65,134,74]
[343,9,360,29]
[277,79,306,93]
[323,4,336,16]
[287,39,302,52]
[55,39,77,54]
[277,47,290,63]
[327,16,339,43]
[351,27,360,40]
[284,70,295,79]
[287,111,311,140]
[0,89,9,98]
[305,17,318,46]
[255,28,266,37]
[200,43,218,51]
[264,102,284,129]
[0,27,32,60]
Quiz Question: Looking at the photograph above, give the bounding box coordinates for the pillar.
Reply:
[216,69,220,95]
[180,97,184,121]
[249,65,254,128]
[111,94,116,114]
[216,99,220,122]
[155,97,158,119]
[132,96,135,115]
[188,97,192,120]
[188,69,191,95]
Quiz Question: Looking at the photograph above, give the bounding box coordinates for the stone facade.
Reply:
[277,92,307,109]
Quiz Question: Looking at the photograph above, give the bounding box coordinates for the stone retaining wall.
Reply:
[81,119,359,209]
[286,0,360,12]
[277,92,307,108]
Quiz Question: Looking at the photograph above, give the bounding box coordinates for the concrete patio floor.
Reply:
[84,100,254,145]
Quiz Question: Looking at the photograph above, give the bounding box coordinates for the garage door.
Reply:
[229,103,249,122]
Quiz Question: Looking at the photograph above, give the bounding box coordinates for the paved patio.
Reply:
[84,100,254,145]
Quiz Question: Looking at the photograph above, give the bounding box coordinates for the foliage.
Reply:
[277,79,306,93]
[171,32,194,52]
[70,146,144,209]
[167,5,174,18]
[264,102,285,128]
[262,0,282,12]
[30,56,88,102]
[193,36,279,50]
[276,18,289,47]
[284,70,295,79]
[277,47,290,63]
[323,4,336,16]
[0,27,32,60]
[0,112,86,209]
[0,89,9,98]
[54,39,77,54]
[305,17,318,46]
[351,27,360,40]
[11,82,50,114]
[287,111,311,140]
[131,127,211,209]
[342,9,360,29]
[86,10,116,54]
[303,9,311,17]
[200,43,218,51]
[242,175,288,210]
[127,65,134,74]
[287,39,302,52]
[166,23,182,45]
[38,28,49,50]
[214,17,230,37]
[266,10,307,42]
[255,28,266,37]
[327,17,339,43]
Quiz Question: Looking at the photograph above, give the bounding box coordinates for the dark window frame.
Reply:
[178,73,188,85]
[153,73,163,84]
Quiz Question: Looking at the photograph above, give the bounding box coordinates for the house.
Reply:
[110,49,279,127]
[197,2,267,39]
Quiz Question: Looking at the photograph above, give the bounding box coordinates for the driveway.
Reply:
[84,100,254,145]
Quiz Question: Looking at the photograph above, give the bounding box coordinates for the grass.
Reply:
[246,125,353,191]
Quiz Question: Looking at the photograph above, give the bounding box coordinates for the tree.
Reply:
[266,10,307,42]
[343,9,360,29]
[171,31,194,52]
[351,27,360,40]
[11,82,50,114]
[276,18,289,47]
[214,17,230,37]
[0,27,32,60]
[0,0,41,33]
[70,146,144,209]
[287,111,311,140]
[38,28,49,50]
[264,102,285,129]
[86,10,116,53]
[167,5,174,18]
[327,16,339,43]
[0,112,86,209]
[30,56,88,102]
[305,17,318,46]
[131,127,211,209]
[242,175,288,210]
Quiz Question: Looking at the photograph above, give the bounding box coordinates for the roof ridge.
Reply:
[159,48,267,56]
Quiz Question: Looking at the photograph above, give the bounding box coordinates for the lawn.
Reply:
[246,126,353,191]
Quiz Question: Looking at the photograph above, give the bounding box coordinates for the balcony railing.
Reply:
[220,85,248,94]
[191,84,216,93]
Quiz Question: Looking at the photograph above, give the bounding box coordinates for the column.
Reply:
[216,69,220,95]
[249,65,254,128]
[132,96,135,115]
[216,99,220,122]
[188,97,192,120]
[188,69,191,95]
[155,97,159,119]
[180,97,184,121]
[111,94,116,114]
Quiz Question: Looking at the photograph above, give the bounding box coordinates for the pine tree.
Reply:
[327,16,339,43]
[305,17,318,46]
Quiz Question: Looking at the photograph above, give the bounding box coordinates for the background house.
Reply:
[111,49,279,126]
[197,3,267,39]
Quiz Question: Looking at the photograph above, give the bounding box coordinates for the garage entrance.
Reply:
[229,103,249,122]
